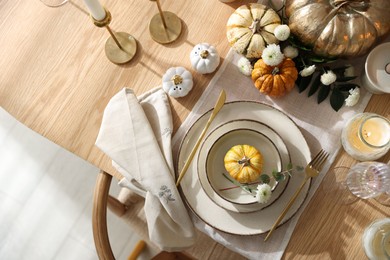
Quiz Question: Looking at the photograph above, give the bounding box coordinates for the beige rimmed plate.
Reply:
[177,101,311,235]
[198,119,290,213]
[206,128,281,205]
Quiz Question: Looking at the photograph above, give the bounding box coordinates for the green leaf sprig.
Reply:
[219,163,303,194]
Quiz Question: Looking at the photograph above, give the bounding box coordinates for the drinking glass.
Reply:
[346,161,390,199]
[40,0,68,8]
[324,166,358,205]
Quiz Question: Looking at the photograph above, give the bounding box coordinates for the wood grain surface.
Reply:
[0,0,389,259]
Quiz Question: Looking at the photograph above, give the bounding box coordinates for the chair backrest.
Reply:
[92,170,246,260]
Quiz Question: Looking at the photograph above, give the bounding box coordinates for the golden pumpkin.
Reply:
[224,144,263,183]
[251,58,298,97]
[226,3,281,59]
[285,0,390,58]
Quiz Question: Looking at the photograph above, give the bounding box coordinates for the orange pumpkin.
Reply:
[224,144,263,183]
[251,58,298,97]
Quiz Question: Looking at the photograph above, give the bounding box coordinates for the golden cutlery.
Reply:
[264,149,329,241]
[176,90,226,187]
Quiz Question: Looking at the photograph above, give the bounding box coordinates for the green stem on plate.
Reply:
[222,173,254,195]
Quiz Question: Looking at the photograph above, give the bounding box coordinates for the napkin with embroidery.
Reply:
[95,87,196,251]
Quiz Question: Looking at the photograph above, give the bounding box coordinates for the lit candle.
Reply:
[341,113,390,161]
[83,0,106,21]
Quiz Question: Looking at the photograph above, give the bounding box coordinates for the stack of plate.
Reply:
[177,101,311,236]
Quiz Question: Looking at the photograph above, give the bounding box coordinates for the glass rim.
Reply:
[40,0,68,8]
[358,114,390,149]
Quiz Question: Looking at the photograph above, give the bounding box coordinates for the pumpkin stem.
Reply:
[200,50,209,59]
[249,19,261,34]
[272,67,280,75]
[238,156,251,167]
[331,0,368,9]
[171,75,183,85]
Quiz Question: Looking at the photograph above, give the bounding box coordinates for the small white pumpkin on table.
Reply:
[190,43,220,74]
[162,67,193,98]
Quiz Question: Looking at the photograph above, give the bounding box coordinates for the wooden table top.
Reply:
[0,0,389,259]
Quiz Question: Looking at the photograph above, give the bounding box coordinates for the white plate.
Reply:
[205,126,281,205]
[198,119,290,213]
[177,101,311,235]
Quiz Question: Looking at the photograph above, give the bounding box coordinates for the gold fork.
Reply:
[264,149,329,241]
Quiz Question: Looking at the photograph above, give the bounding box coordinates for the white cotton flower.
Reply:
[255,183,272,204]
[237,57,253,76]
[320,70,337,85]
[274,24,290,41]
[345,87,360,107]
[344,65,355,77]
[300,65,316,77]
[262,44,284,66]
[283,45,299,59]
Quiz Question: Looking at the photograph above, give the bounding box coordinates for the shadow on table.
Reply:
[283,159,385,259]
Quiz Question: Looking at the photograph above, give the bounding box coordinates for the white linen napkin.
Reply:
[95,87,196,252]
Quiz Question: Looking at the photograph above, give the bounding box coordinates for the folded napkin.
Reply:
[95,87,196,251]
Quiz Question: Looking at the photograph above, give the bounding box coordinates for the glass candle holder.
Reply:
[362,218,390,260]
[341,113,390,161]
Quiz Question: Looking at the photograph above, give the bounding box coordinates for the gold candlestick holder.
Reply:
[92,9,137,64]
[149,0,182,44]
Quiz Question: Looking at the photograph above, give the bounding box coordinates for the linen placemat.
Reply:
[172,26,373,260]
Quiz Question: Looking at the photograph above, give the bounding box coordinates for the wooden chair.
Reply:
[92,170,246,260]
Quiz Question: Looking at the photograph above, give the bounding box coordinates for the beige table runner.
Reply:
[172,37,373,259]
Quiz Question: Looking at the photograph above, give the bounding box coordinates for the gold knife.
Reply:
[176,89,226,186]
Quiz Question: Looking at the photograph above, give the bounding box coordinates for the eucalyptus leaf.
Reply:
[287,163,293,170]
[330,88,345,111]
[298,73,313,93]
[308,57,327,63]
[272,171,285,182]
[260,174,270,184]
[317,84,331,104]
[308,73,321,97]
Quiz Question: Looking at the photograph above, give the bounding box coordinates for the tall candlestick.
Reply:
[341,113,390,161]
[89,8,137,64]
[83,0,106,21]
[149,0,182,44]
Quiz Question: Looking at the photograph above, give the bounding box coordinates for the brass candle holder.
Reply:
[92,9,137,64]
[149,0,182,44]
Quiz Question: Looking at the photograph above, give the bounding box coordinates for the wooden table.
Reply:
[0,0,389,259]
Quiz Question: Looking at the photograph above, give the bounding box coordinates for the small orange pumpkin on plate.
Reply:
[251,58,298,97]
[224,144,263,183]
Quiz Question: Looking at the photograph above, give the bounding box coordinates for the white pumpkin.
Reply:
[190,43,220,74]
[162,67,193,98]
[227,3,281,58]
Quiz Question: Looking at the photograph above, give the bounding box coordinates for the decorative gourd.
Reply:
[162,67,193,98]
[190,43,220,74]
[285,0,390,58]
[226,3,281,59]
[224,144,263,183]
[251,58,298,97]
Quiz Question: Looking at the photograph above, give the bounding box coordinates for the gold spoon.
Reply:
[176,90,226,186]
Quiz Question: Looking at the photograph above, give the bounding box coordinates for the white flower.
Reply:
[255,183,272,204]
[344,65,355,77]
[300,65,316,77]
[283,45,299,59]
[345,87,360,107]
[237,57,253,76]
[262,44,284,66]
[320,70,337,85]
[274,24,290,41]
